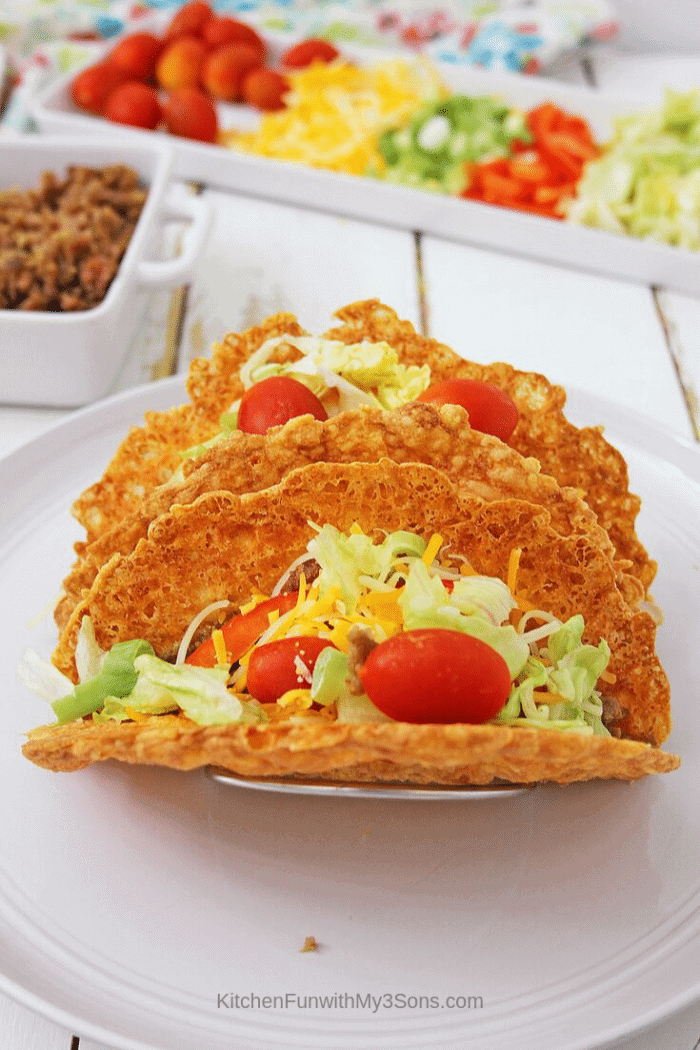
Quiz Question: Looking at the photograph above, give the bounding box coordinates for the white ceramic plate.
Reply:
[30,45,700,296]
[1,379,699,1050]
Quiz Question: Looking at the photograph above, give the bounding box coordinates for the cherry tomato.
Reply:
[163,87,218,142]
[241,68,289,112]
[200,42,261,102]
[247,636,336,703]
[358,628,512,724]
[70,62,129,115]
[418,379,519,441]
[201,15,266,57]
[104,81,163,129]
[109,32,163,80]
[281,38,340,69]
[186,592,298,668]
[165,0,213,40]
[156,35,207,91]
[238,376,328,434]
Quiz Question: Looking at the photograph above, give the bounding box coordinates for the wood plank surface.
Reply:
[174,190,422,373]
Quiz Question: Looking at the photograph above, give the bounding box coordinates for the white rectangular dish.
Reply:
[30,50,700,296]
[0,136,211,408]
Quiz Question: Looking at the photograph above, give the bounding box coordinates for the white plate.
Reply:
[30,45,700,296]
[1,379,699,1050]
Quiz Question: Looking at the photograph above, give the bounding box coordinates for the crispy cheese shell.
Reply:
[22,714,679,784]
[71,312,306,543]
[55,402,624,630]
[326,300,653,590]
[53,460,670,749]
[68,301,654,594]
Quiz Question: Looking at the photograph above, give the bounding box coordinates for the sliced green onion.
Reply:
[52,639,154,724]
[310,648,350,706]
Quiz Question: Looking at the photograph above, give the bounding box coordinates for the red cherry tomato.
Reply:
[163,87,218,142]
[418,379,519,441]
[165,0,213,40]
[241,67,289,112]
[238,376,328,434]
[201,15,266,56]
[70,62,129,115]
[358,628,512,724]
[109,32,163,80]
[186,592,297,667]
[281,38,340,68]
[247,636,336,703]
[104,81,162,129]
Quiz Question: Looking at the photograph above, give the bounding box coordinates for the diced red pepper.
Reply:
[461,102,599,220]
[186,591,298,667]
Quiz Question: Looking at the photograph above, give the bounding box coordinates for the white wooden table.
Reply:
[2,47,700,1050]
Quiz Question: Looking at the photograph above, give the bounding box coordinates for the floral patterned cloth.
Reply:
[0,0,618,131]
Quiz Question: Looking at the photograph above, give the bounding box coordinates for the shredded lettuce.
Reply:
[16,648,75,705]
[238,334,431,414]
[74,615,105,683]
[563,88,700,249]
[308,524,427,608]
[116,654,263,726]
[493,615,611,735]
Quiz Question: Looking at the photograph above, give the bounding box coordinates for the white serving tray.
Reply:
[30,45,700,295]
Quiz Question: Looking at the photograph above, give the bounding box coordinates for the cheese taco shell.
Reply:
[23,716,678,784]
[69,301,655,594]
[56,402,624,631]
[40,461,674,791]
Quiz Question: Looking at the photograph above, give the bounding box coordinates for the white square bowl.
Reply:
[0,136,212,407]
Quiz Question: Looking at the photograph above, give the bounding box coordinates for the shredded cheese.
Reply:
[277,689,313,710]
[212,629,228,667]
[507,548,522,594]
[422,532,443,568]
[125,706,148,722]
[226,58,447,176]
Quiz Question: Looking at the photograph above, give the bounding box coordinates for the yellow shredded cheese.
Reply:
[507,548,522,594]
[422,533,443,567]
[212,629,228,666]
[125,706,148,722]
[533,690,567,705]
[240,593,270,615]
[225,58,447,175]
[277,689,313,710]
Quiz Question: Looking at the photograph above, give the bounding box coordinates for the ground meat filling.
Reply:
[346,624,378,695]
[601,695,628,736]
[0,164,147,311]
[281,558,321,594]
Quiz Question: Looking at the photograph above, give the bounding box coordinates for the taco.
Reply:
[25,461,677,785]
[67,301,654,604]
[55,401,624,632]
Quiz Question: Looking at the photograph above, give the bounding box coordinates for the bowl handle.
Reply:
[135,188,213,288]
